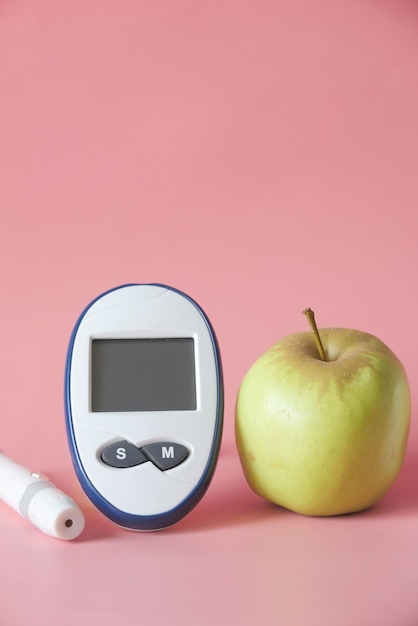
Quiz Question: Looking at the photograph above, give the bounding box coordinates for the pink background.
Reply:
[1,1,418,624]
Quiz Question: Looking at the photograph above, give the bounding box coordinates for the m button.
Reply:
[141,442,189,471]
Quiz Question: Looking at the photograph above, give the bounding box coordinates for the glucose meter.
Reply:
[65,284,223,531]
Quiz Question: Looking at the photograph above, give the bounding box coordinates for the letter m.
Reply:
[162,446,174,459]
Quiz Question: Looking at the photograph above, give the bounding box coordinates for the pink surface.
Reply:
[1,1,418,624]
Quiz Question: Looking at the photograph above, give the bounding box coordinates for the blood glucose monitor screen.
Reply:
[91,338,197,412]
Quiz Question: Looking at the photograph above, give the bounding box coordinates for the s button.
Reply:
[101,440,147,468]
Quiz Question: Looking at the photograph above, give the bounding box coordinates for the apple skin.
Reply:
[235,328,410,516]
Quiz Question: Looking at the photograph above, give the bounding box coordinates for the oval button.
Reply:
[101,440,148,468]
[140,442,189,471]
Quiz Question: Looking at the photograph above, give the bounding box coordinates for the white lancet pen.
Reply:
[0,452,85,540]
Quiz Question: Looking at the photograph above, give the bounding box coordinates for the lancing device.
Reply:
[0,452,85,540]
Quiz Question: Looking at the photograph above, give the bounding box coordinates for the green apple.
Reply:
[235,310,410,516]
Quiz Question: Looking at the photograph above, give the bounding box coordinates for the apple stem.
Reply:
[302,308,327,361]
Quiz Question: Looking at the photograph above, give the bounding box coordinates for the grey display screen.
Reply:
[91,338,197,412]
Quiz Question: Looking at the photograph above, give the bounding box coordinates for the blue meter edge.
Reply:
[64,283,224,531]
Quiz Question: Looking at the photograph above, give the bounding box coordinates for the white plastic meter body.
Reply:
[65,284,223,531]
